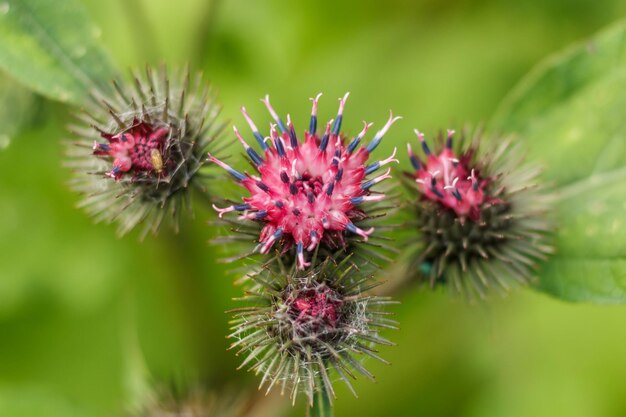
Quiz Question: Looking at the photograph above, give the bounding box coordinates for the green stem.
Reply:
[158,228,229,381]
[193,0,221,64]
[307,389,333,417]
[121,0,160,62]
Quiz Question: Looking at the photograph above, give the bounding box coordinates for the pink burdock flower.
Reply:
[93,119,170,180]
[289,285,341,331]
[66,66,224,237]
[209,93,400,269]
[404,129,554,298]
[408,129,500,222]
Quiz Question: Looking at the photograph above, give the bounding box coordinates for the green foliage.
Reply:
[0,74,36,148]
[0,0,116,104]
[491,20,626,303]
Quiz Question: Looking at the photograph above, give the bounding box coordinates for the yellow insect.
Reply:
[150,149,164,174]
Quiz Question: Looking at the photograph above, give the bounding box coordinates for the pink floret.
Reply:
[408,129,497,221]
[289,286,342,329]
[93,118,170,180]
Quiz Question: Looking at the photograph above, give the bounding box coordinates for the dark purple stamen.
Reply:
[256,181,270,192]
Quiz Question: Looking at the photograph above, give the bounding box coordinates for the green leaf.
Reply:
[0,72,37,149]
[0,0,117,105]
[491,20,626,303]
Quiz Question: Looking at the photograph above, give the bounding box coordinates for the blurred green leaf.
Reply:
[0,0,117,105]
[0,73,37,148]
[491,20,626,303]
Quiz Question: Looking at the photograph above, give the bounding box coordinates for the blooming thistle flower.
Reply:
[65,66,224,237]
[228,256,397,406]
[209,93,400,269]
[403,129,554,298]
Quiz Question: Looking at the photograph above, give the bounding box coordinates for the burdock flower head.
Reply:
[210,93,400,269]
[404,129,553,298]
[66,66,224,237]
[229,256,397,405]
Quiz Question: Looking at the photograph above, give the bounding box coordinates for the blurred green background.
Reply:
[1,0,626,416]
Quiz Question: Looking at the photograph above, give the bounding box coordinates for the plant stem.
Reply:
[307,389,333,417]
[193,0,221,64]
[120,0,160,62]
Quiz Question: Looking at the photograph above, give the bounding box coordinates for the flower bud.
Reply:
[229,256,397,405]
[404,129,554,298]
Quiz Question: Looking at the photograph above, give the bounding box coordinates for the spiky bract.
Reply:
[66,66,225,237]
[133,386,249,417]
[404,129,554,298]
[228,256,397,406]
[210,93,400,269]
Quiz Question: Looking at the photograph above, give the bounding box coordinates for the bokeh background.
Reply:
[1,0,626,416]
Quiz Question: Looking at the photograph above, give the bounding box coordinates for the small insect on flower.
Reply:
[150,148,164,175]
[66,65,225,237]
[403,129,554,298]
[228,256,397,406]
[210,93,400,269]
